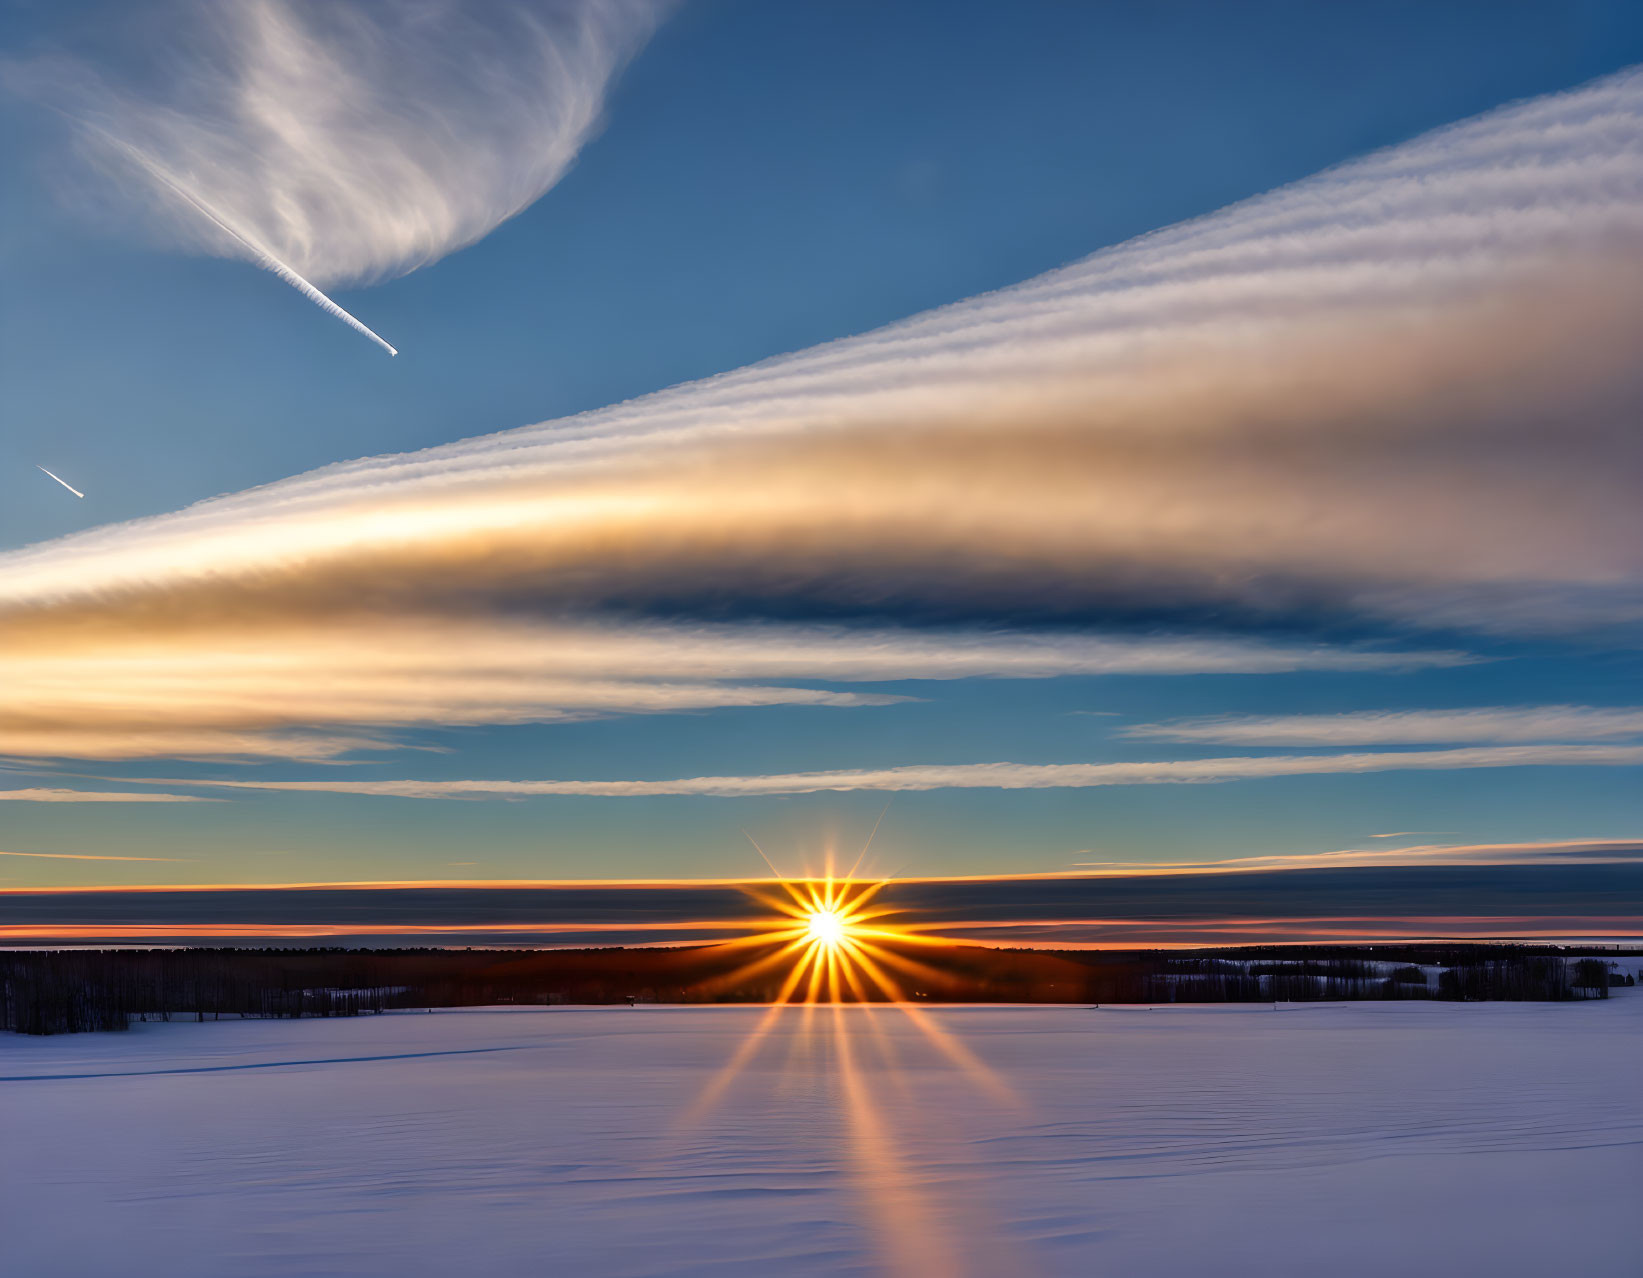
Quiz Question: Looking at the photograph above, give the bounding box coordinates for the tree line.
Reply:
[2,943,1634,1034]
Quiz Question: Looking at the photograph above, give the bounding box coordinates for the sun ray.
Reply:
[845,798,893,882]
[687,859,1019,1134]
[829,1002,962,1278]
[804,940,830,1005]
[849,938,957,990]
[691,934,811,998]
[742,829,785,880]
[677,855,1025,1276]
[844,940,1019,1107]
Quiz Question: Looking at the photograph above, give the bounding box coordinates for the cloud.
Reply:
[0,788,211,803]
[153,744,1643,799]
[1126,705,1643,746]
[5,856,1638,947]
[0,850,190,861]
[3,69,1643,760]
[0,621,1459,762]
[1072,838,1643,873]
[13,0,667,286]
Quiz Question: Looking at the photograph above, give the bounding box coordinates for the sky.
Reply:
[1,0,1642,935]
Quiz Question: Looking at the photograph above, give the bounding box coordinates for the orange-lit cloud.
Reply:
[3,847,1638,948]
[0,850,189,861]
[0,621,1456,761]
[0,788,209,803]
[2,70,1642,763]
[5,913,1636,950]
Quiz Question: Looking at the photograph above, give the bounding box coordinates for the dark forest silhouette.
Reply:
[4,943,1635,1034]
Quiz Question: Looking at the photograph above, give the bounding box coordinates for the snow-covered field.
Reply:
[5,999,1640,1277]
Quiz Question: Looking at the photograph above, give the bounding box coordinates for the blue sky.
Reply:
[2,0,1642,896]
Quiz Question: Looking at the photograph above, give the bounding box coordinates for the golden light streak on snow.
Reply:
[675,859,1023,1274]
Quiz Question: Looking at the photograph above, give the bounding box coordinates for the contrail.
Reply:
[36,466,84,499]
[90,127,398,357]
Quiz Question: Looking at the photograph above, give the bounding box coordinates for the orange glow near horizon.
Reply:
[698,872,971,1008]
[686,870,1017,1101]
[5,912,1642,948]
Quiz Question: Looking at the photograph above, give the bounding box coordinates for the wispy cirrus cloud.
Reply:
[1125,705,1643,746]
[141,744,1643,800]
[0,788,210,803]
[9,0,667,347]
[0,850,191,861]
[3,70,1642,762]
[0,623,1450,762]
[1073,838,1643,873]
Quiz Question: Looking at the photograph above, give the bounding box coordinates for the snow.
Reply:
[4,999,1640,1277]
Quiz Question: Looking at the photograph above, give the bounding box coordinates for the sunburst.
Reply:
[700,867,967,1008]
[680,836,1019,1277]
[705,814,949,1004]
[687,830,1015,1105]
[693,818,959,1010]
[805,905,848,947]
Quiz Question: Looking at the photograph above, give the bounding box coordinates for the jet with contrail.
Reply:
[87,126,399,358]
[36,465,84,498]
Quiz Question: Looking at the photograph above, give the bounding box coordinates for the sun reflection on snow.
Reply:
[677,837,1020,1278]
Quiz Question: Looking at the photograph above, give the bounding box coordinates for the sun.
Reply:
[695,826,969,1006]
[741,876,896,1002]
[805,907,849,948]
[698,868,958,1006]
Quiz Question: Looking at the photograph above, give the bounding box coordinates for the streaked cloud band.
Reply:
[1127,704,1643,745]
[0,788,210,803]
[154,744,1643,800]
[3,69,1642,762]
[5,852,1639,948]
[0,624,1453,762]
